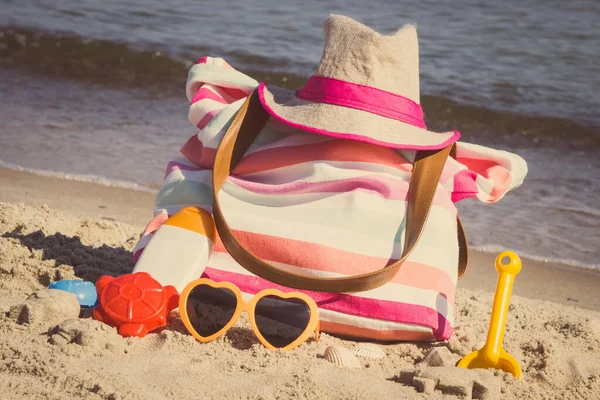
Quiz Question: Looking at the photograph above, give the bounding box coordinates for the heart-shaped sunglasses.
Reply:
[179,278,320,350]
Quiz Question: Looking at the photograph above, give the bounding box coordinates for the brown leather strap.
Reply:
[212,90,460,292]
[450,143,469,279]
[457,215,468,278]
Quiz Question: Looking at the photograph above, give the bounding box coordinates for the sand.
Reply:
[1,169,599,399]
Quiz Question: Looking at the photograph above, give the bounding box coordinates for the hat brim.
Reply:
[258,83,460,150]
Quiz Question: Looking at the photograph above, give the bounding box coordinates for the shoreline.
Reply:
[1,166,599,311]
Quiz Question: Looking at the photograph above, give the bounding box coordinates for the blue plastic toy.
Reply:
[48,280,98,307]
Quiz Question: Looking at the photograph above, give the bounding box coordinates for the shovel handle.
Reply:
[482,251,521,363]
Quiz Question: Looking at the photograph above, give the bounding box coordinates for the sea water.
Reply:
[1,0,598,270]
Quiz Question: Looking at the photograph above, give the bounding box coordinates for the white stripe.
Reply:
[219,201,404,257]
[133,232,153,254]
[440,157,467,183]
[240,160,413,185]
[319,308,435,336]
[197,99,245,147]
[410,209,459,284]
[172,152,200,168]
[186,62,258,101]
[474,175,493,202]
[208,84,237,103]
[163,168,212,186]
[246,131,333,154]
[192,97,227,111]
[188,98,227,126]
[185,58,225,100]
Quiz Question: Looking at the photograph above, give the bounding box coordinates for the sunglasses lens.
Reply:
[186,284,237,338]
[254,295,311,348]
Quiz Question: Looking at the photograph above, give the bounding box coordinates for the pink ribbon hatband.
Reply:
[296,76,427,129]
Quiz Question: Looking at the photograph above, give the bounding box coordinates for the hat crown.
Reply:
[313,15,420,103]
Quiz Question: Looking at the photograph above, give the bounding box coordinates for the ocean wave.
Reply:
[1,26,599,147]
[0,161,159,194]
[0,26,190,91]
[469,244,600,272]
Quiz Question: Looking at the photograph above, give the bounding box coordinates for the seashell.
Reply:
[419,347,457,367]
[323,345,361,368]
[352,343,386,359]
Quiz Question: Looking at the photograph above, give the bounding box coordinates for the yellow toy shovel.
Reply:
[458,251,522,378]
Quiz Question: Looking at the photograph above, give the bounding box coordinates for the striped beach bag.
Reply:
[133,15,527,342]
[207,91,466,341]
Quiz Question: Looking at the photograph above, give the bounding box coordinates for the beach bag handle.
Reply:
[212,90,467,293]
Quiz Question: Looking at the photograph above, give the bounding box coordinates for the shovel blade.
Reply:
[457,349,521,379]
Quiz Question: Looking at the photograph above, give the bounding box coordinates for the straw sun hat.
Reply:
[258,15,460,149]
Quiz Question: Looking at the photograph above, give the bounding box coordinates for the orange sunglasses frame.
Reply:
[179,278,320,350]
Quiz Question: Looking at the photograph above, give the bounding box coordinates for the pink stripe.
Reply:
[142,212,170,235]
[236,139,413,174]
[297,76,426,128]
[394,261,456,303]
[191,88,228,105]
[213,230,396,275]
[485,166,512,202]
[202,268,452,340]
[132,248,143,265]
[457,158,497,174]
[457,157,512,202]
[228,174,411,200]
[226,174,455,211]
[133,212,170,264]
[259,83,461,151]
[180,135,216,169]
[451,170,479,202]
[220,86,249,100]
[209,85,238,103]
[212,231,456,301]
[180,135,414,175]
[196,109,220,130]
[195,56,209,64]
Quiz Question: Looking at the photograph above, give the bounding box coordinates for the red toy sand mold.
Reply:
[93,272,179,338]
